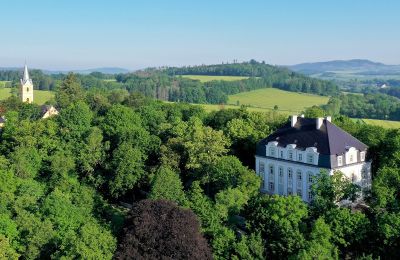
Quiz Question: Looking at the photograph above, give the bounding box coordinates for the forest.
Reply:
[1,73,400,259]
[1,61,339,105]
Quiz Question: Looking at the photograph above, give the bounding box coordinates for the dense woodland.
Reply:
[1,73,400,259]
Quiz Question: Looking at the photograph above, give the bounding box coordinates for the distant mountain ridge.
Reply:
[289,59,400,75]
[0,67,130,75]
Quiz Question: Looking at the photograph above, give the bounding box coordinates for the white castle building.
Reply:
[255,115,372,203]
[20,63,34,103]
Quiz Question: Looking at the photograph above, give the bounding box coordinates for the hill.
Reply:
[289,59,400,80]
[0,67,130,75]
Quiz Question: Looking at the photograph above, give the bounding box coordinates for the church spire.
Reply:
[23,63,30,82]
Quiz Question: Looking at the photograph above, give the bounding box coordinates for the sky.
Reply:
[1,0,399,70]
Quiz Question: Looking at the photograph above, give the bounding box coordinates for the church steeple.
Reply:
[22,63,30,83]
[20,63,34,103]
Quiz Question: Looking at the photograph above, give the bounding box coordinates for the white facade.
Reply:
[255,141,372,203]
[20,64,34,103]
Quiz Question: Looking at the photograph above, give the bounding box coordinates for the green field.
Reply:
[227,88,329,113]
[354,118,400,129]
[199,103,277,113]
[180,75,249,82]
[0,88,54,105]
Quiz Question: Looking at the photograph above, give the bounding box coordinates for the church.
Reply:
[19,64,58,118]
[255,115,372,203]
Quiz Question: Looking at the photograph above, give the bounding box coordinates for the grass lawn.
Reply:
[356,118,400,129]
[227,88,329,114]
[180,75,249,82]
[0,88,54,105]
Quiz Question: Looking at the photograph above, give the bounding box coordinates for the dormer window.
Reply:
[350,154,354,163]
[337,156,343,166]
[280,151,284,158]
[306,154,314,164]
[269,147,276,157]
[298,153,303,162]
[288,150,293,160]
[360,152,365,161]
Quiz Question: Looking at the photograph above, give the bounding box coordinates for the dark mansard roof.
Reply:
[256,117,368,168]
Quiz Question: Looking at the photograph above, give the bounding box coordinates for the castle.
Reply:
[255,115,372,203]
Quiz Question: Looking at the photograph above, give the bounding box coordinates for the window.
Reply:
[297,171,302,181]
[337,156,343,166]
[352,173,356,182]
[288,150,293,160]
[360,152,365,161]
[297,189,302,197]
[288,168,293,179]
[259,162,265,174]
[307,154,314,164]
[280,151,284,158]
[279,168,284,184]
[298,153,303,162]
[308,191,313,200]
[308,172,313,183]
[269,182,275,192]
[27,87,30,92]
[287,188,293,195]
[269,165,274,175]
[350,154,354,163]
[269,147,276,157]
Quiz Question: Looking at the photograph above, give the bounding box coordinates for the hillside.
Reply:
[289,59,400,81]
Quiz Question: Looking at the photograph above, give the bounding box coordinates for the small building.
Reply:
[255,115,372,203]
[41,105,59,119]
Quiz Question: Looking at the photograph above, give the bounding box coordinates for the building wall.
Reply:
[255,155,372,203]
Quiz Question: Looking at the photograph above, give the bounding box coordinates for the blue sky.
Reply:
[1,0,399,70]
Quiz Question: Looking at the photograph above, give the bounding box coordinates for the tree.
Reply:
[310,171,360,217]
[149,166,187,206]
[58,101,93,140]
[10,146,42,179]
[245,195,308,258]
[0,235,19,260]
[55,73,85,109]
[115,199,212,260]
[295,218,338,259]
[107,142,145,198]
[372,166,400,211]
[303,105,326,118]
[183,117,230,170]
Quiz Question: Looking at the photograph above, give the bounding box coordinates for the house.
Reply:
[255,115,372,203]
[41,105,59,119]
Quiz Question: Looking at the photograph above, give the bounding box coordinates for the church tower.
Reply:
[20,63,34,103]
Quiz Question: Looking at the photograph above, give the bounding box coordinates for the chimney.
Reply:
[290,115,298,127]
[325,116,332,122]
[316,118,323,129]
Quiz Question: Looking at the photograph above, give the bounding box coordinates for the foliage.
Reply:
[115,199,212,260]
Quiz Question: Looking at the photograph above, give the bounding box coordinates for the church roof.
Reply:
[23,63,30,82]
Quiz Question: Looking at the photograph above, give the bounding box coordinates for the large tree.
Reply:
[115,199,212,260]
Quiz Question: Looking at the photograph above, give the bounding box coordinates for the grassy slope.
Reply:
[0,88,54,105]
[355,118,400,129]
[180,75,249,82]
[227,88,329,113]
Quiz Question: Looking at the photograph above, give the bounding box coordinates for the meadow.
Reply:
[354,118,400,129]
[0,88,54,105]
[180,75,250,82]
[227,88,329,113]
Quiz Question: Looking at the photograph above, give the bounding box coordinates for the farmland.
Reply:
[227,88,329,113]
[354,118,400,129]
[0,88,54,105]
[180,75,249,82]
